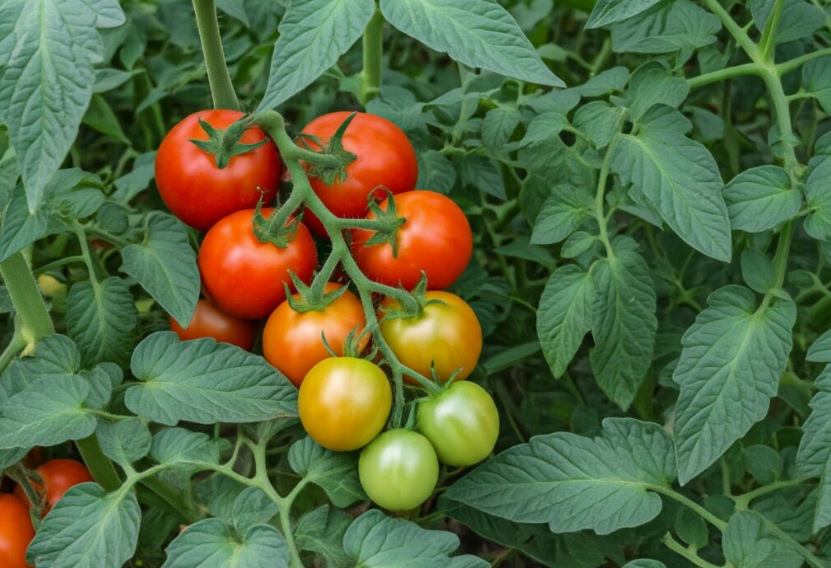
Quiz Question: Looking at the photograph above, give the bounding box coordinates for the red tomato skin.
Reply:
[0,494,34,568]
[170,299,257,350]
[155,110,282,231]
[300,112,418,236]
[14,459,93,512]
[263,283,368,387]
[351,191,473,290]
[198,208,318,320]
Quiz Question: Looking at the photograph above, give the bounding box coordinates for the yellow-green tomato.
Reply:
[359,429,439,512]
[298,357,392,452]
[417,382,499,467]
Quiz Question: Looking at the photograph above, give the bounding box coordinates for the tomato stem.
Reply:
[0,251,54,362]
[192,0,240,111]
[360,8,385,105]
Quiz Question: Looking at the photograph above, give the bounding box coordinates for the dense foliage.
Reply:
[2,0,831,566]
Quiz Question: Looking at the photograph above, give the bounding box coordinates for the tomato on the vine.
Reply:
[263,283,368,387]
[15,459,93,513]
[299,112,418,236]
[298,357,391,451]
[351,191,473,290]
[199,208,318,320]
[155,110,282,231]
[359,429,439,512]
[0,494,34,568]
[379,291,482,383]
[170,299,256,350]
[418,382,499,467]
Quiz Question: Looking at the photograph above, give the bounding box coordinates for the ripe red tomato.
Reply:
[199,208,318,320]
[352,191,472,290]
[0,494,34,568]
[15,459,93,513]
[170,299,257,350]
[298,357,391,451]
[155,110,282,231]
[358,429,439,512]
[263,283,368,387]
[379,291,482,383]
[299,112,418,236]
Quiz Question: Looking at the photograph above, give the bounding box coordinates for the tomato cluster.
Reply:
[1,459,93,567]
[158,110,498,513]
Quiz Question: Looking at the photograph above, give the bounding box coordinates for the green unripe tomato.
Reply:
[358,429,439,512]
[417,381,499,467]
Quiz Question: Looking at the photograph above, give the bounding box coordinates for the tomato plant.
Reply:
[5,0,831,567]
[169,299,256,350]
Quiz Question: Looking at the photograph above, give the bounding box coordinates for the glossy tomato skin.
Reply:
[15,459,93,512]
[417,382,499,467]
[352,191,472,290]
[298,357,391,451]
[263,283,368,387]
[359,429,439,512]
[155,110,281,231]
[170,299,257,350]
[300,112,418,236]
[199,208,318,320]
[0,494,34,568]
[380,291,482,383]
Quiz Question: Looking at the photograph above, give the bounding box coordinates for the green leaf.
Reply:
[743,445,782,485]
[380,0,564,87]
[257,0,375,111]
[113,151,156,203]
[66,277,138,367]
[814,453,831,533]
[741,249,776,294]
[803,56,831,115]
[96,418,151,466]
[1,335,80,401]
[121,213,199,327]
[723,511,803,568]
[751,0,825,45]
[0,185,49,261]
[216,0,251,26]
[417,150,457,194]
[530,184,593,245]
[724,165,801,233]
[676,508,709,549]
[445,418,676,534]
[0,0,124,211]
[573,101,625,149]
[674,286,795,484]
[623,562,666,568]
[573,66,629,97]
[230,488,279,534]
[586,0,663,28]
[611,106,732,262]
[796,367,831,524]
[0,375,96,449]
[590,237,658,409]
[460,155,506,201]
[482,107,520,152]
[288,437,366,507]
[625,63,690,120]
[295,506,353,568]
[807,331,831,362]
[803,156,831,241]
[150,428,223,469]
[162,519,288,568]
[83,95,129,144]
[127,332,298,426]
[610,0,721,54]
[27,484,140,568]
[343,509,463,567]
[537,265,594,379]
[520,111,568,147]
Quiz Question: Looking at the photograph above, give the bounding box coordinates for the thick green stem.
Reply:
[687,63,763,89]
[759,0,786,60]
[701,0,761,59]
[594,136,618,258]
[662,533,722,568]
[733,477,810,509]
[192,0,240,110]
[75,436,122,492]
[360,9,384,105]
[0,251,54,347]
[654,487,727,532]
[777,47,831,74]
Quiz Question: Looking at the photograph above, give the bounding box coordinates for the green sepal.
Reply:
[252,196,302,249]
[189,115,268,169]
[378,275,445,322]
[285,272,350,313]
[297,113,358,185]
[362,189,407,258]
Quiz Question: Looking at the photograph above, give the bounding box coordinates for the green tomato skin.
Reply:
[417,381,499,467]
[359,429,439,512]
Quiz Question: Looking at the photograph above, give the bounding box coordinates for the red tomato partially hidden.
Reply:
[300,112,418,236]
[15,459,93,513]
[352,191,473,290]
[199,208,318,320]
[170,299,257,350]
[263,283,368,387]
[155,110,282,231]
[0,494,34,568]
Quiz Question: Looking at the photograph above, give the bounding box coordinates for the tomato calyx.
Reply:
[188,115,268,169]
[361,190,407,257]
[252,198,304,248]
[297,112,358,184]
[285,273,350,313]
[379,276,445,320]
